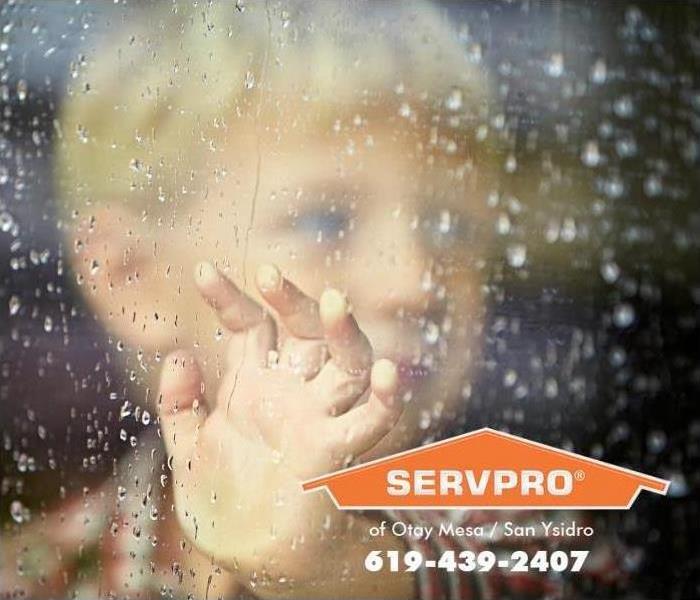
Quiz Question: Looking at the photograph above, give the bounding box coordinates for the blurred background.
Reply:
[1,1,699,598]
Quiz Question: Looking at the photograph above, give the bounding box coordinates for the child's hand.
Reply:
[156,263,408,597]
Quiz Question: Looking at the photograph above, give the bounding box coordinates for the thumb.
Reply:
[157,351,207,472]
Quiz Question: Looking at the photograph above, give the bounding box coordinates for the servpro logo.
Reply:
[302,428,669,510]
[386,468,576,497]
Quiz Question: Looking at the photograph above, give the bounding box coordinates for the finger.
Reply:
[157,351,207,471]
[278,337,329,379]
[195,261,267,332]
[256,264,323,339]
[329,359,402,456]
[320,288,373,375]
[311,359,370,415]
[226,318,278,370]
[195,261,277,369]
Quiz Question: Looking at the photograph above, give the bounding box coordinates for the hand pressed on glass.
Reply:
[156,261,404,592]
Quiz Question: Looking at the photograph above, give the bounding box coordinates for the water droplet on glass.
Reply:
[644,174,662,197]
[438,210,451,234]
[647,430,667,453]
[600,261,620,283]
[667,472,688,498]
[590,58,607,84]
[506,243,527,268]
[545,52,564,78]
[423,321,440,345]
[613,303,635,328]
[10,500,28,524]
[613,95,635,118]
[581,141,601,167]
[609,346,627,367]
[0,211,15,232]
[616,136,637,158]
[244,70,255,90]
[461,383,472,399]
[603,176,624,198]
[545,378,559,398]
[9,295,21,316]
[77,123,89,143]
[467,42,482,63]
[119,401,132,420]
[445,87,463,111]
[419,410,432,430]
[560,218,577,242]
[504,369,518,387]
[496,213,511,235]
[16,79,28,102]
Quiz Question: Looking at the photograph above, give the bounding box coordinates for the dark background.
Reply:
[1,1,699,598]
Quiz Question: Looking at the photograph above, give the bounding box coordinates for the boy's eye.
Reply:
[292,208,350,242]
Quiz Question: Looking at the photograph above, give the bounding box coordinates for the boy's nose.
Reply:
[347,215,438,319]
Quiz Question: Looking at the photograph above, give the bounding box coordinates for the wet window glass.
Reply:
[1,2,698,599]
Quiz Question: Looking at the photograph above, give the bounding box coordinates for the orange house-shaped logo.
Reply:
[302,428,669,510]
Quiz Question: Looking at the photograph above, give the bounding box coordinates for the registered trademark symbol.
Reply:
[575,470,585,481]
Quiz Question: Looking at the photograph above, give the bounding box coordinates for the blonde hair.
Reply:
[56,1,496,221]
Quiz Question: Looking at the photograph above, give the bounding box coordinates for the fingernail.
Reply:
[194,261,218,286]
[256,263,281,292]
[320,288,348,327]
[371,358,399,403]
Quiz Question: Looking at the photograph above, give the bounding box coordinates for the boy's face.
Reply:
[78,121,484,450]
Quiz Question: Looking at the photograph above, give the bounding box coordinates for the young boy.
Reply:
[3,2,623,598]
